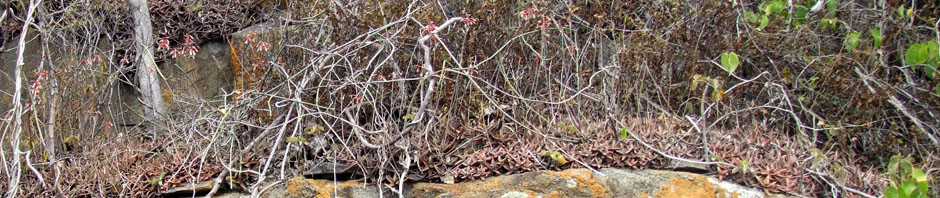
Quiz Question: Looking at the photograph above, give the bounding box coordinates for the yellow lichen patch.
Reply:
[653,176,734,198]
[543,190,562,198]
[481,177,502,191]
[636,191,651,198]
[285,177,361,198]
[162,88,174,105]
[228,42,244,99]
[548,169,607,197]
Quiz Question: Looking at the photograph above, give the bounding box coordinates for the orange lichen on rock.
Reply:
[652,176,736,198]
[228,41,245,98]
[285,177,361,198]
[549,169,607,197]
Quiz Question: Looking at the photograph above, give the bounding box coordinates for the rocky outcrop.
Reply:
[199,168,793,198]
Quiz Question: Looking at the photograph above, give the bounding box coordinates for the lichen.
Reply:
[652,176,736,198]
[285,177,361,198]
[548,169,607,197]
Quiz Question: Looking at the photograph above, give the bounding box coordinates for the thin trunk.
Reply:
[129,0,166,134]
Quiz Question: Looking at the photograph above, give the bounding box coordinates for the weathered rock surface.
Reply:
[161,40,234,104]
[204,168,793,198]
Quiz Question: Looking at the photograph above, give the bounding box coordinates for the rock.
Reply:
[161,180,216,196]
[255,168,795,198]
[161,40,234,104]
[666,158,712,173]
[0,31,236,122]
[260,176,384,198]
[596,168,783,198]
[0,31,48,110]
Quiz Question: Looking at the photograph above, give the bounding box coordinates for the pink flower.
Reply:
[184,34,195,45]
[256,42,269,52]
[245,33,256,44]
[422,22,438,35]
[103,121,113,131]
[35,70,49,79]
[461,17,477,25]
[518,8,537,20]
[157,38,170,50]
[29,79,41,94]
[537,16,551,30]
[566,45,578,54]
[350,94,363,103]
[184,46,199,57]
[170,49,180,58]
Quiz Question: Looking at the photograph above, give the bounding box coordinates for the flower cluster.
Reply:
[518,8,537,20]
[243,33,270,52]
[422,22,438,35]
[537,16,551,30]
[350,94,364,103]
[160,34,200,59]
[80,55,103,65]
[518,8,551,30]
[461,16,477,25]
[372,74,386,81]
[566,45,578,54]
[29,69,49,98]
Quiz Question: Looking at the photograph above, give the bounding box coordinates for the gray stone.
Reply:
[161,40,233,104]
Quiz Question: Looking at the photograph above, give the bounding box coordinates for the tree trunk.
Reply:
[129,0,166,134]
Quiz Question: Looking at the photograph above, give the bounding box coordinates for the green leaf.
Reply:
[870,28,883,49]
[884,186,899,198]
[898,5,906,18]
[911,168,928,192]
[924,65,938,80]
[769,0,787,14]
[620,128,629,139]
[843,31,861,52]
[826,0,837,15]
[906,43,928,65]
[791,7,809,26]
[927,41,939,60]
[757,15,769,30]
[285,137,307,143]
[720,52,740,74]
[539,151,569,164]
[402,113,416,121]
[901,180,919,196]
[150,172,166,185]
[745,11,759,24]
[304,124,325,135]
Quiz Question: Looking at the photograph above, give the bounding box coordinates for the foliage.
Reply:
[870,28,883,49]
[720,52,740,74]
[905,41,940,79]
[843,32,861,52]
[883,155,930,198]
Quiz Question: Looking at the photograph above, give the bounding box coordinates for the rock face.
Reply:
[0,35,234,120]
[0,32,47,111]
[161,40,234,104]
[232,168,794,198]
